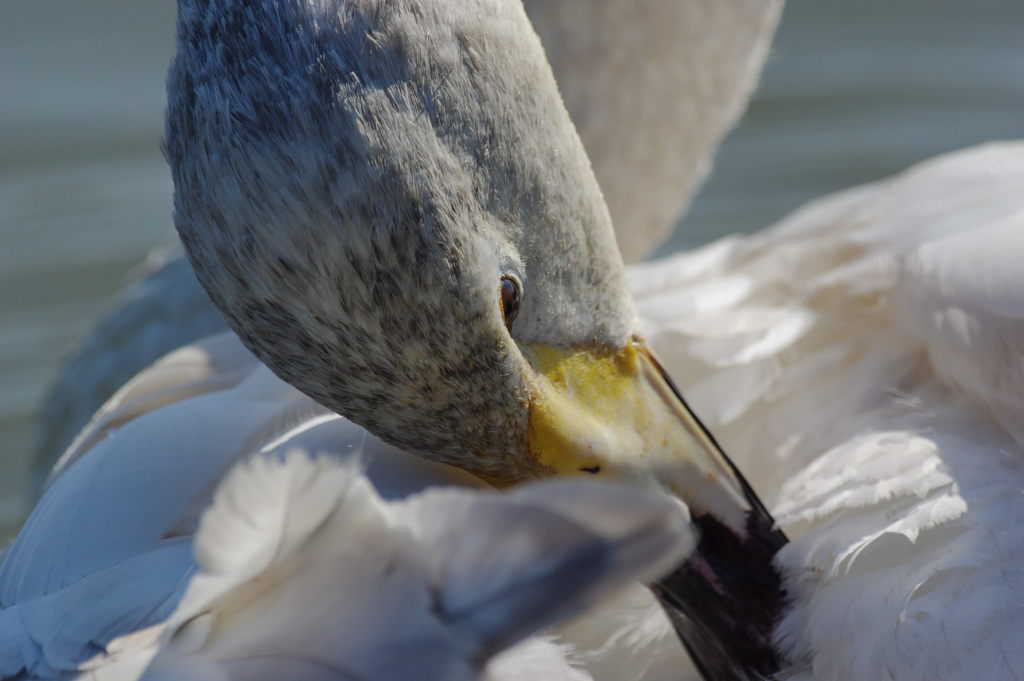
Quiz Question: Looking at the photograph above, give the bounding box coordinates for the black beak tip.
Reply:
[653,509,788,681]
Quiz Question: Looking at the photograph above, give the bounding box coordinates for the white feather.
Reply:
[138,452,692,681]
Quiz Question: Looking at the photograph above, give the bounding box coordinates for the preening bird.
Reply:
[8,1,787,681]
[18,0,1024,680]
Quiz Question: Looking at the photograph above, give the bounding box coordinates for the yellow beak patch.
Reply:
[520,340,749,533]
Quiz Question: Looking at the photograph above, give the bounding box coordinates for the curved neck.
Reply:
[525,0,784,261]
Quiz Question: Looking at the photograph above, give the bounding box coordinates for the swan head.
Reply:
[168,0,638,481]
[167,1,785,677]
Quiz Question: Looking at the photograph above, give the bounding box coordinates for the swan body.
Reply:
[630,141,1024,679]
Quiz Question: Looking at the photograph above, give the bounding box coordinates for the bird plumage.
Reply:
[631,142,1024,680]
[141,452,691,681]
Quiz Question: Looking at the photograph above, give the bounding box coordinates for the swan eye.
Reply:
[500,277,520,331]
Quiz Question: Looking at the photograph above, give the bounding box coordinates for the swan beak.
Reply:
[520,340,787,681]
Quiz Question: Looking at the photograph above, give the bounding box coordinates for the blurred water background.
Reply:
[1,0,1023,534]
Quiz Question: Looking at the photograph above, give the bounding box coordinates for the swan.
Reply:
[19,1,1024,680]
[5,1,786,681]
